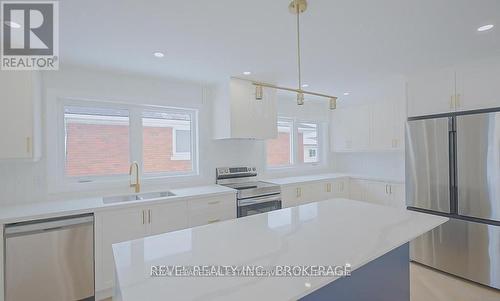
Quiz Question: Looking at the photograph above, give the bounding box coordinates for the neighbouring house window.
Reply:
[266,118,322,169]
[266,120,293,167]
[142,110,193,174]
[60,101,198,185]
[298,122,319,163]
[64,106,130,177]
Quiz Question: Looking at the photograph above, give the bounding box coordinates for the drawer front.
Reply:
[188,195,235,212]
[188,207,236,227]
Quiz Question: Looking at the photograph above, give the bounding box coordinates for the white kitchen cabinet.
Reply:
[149,201,189,236]
[187,195,236,227]
[213,78,277,139]
[281,185,300,208]
[406,67,456,117]
[407,56,500,117]
[455,57,500,112]
[322,178,350,199]
[331,98,404,153]
[0,71,41,160]
[95,200,189,294]
[95,206,149,292]
[331,105,370,152]
[349,179,405,208]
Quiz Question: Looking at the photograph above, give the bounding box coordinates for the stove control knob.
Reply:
[252,167,256,171]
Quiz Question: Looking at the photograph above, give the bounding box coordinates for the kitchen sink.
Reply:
[103,191,176,204]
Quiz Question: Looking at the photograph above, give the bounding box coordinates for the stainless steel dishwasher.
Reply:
[4,214,94,301]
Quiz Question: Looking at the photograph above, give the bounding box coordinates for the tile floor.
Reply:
[104,263,500,301]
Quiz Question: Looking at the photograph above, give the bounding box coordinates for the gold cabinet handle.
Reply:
[208,219,220,224]
[296,187,302,198]
[450,95,455,109]
[148,209,152,224]
[326,183,332,193]
[142,210,146,224]
[208,201,220,205]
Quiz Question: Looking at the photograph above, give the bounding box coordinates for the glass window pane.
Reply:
[142,110,193,173]
[64,106,130,177]
[298,122,319,163]
[266,120,293,167]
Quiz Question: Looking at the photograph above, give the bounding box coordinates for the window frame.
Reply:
[265,116,325,171]
[51,98,199,191]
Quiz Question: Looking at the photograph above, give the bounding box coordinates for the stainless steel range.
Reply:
[216,167,281,217]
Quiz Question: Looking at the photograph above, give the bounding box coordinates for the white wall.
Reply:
[0,66,333,205]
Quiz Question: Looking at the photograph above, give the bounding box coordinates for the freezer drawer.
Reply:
[456,112,500,222]
[406,117,451,213]
[5,214,94,301]
[411,218,500,289]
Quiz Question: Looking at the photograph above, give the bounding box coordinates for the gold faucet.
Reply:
[129,162,140,193]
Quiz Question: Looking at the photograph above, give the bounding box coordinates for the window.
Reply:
[58,101,197,186]
[298,122,319,164]
[266,120,293,167]
[64,106,130,177]
[142,110,193,173]
[266,118,322,169]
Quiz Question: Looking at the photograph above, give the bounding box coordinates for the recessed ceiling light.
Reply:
[343,92,350,96]
[4,21,21,28]
[477,24,494,32]
[302,84,309,88]
[153,51,165,58]
[243,71,252,75]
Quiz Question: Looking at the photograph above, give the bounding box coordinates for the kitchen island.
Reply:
[112,198,447,301]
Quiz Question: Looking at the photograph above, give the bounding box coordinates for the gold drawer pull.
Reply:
[208,219,220,224]
[208,201,220,205]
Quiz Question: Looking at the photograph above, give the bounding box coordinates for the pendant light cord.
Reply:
[296,0,302,90]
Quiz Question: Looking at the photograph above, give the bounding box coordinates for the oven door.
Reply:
[237,194,282,218]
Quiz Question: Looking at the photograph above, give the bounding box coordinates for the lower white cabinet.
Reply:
[95,194,236,296]
[349,179,405,208]
[187,195,236,227]
[280,178,350,208]
[95,201,188,293]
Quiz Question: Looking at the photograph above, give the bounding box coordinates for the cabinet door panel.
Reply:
[0,72,35,159]
[407,68,455,117]
[281,185,299,208]
[96,207,147,291]
[149,201,188,236]
[456,58,500,112]
[371,100,396,150]
[364,181,389,205]
[349,180,366,201]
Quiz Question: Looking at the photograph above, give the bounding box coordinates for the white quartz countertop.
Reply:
[113,198,447,301]
[265,173,404,186]
[0,185,236,224]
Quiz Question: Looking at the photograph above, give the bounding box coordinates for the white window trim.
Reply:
[265,117,326,171]
[47,97,199,192]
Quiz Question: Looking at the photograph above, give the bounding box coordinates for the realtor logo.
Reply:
[1,1,59,70]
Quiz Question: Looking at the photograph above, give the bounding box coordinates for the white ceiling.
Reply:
[60,0,500,95]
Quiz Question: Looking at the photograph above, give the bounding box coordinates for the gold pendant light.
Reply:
[234,0,338,109]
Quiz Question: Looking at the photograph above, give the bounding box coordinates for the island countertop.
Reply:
[112,198,447,301]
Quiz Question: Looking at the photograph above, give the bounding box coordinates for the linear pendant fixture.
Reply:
[234,0,338,110]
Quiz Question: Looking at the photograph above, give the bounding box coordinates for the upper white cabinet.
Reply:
[406,67,456,117]
[330,105,370,152]
[455,57,500,112]
[213,78,277,139]
[331,98,404,152]
[0,71,42,160]
[407,56,500,117]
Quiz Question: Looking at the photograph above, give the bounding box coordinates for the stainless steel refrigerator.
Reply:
[406,110,500,290]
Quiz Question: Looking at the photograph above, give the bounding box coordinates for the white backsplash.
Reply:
[333,152,405,181]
